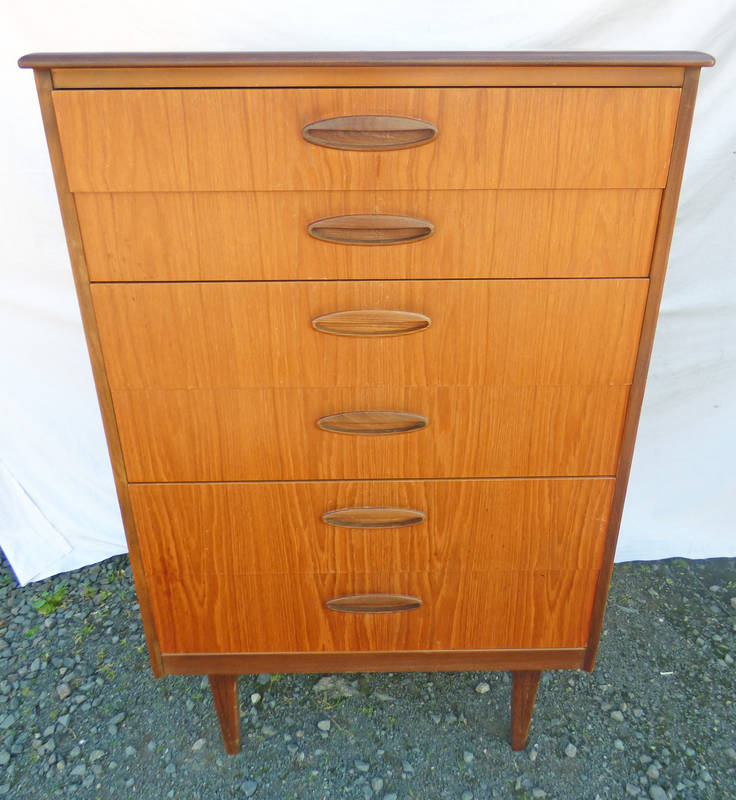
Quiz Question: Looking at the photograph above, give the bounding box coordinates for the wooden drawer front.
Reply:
[130,478,614,576]
[54,87,680,191]
[92,280,647,390]
[78,189,661,281]
[113,385,629,481]
[147,569,599,653]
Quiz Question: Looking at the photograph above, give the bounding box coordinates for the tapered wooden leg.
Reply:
[511,670,541,750]
[209,674,241,754]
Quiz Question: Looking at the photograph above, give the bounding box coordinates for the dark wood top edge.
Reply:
[18,50,715,69]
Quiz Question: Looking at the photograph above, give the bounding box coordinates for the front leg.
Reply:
[209,674,241,754]
[510,670,541,750]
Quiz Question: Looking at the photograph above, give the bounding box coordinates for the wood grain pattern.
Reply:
[208,675,240,754]
[511,671,541,750]
[147,569,600,653]
[20,50,715,68]
[112,385,630,481]
[48,65,688,89]
[53,88,681,191]
[31,70,164,678]
[162,648,587,675]
[91,280,648,390]
[128,478,614,576]
[77,189,662,282]
[583,67,705,671]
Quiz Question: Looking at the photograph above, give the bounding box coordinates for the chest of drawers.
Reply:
[20,50,713,753]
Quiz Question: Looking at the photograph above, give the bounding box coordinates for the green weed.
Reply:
[32,585,67,616]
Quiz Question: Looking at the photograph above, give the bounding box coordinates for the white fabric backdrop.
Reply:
[2,0,734,585]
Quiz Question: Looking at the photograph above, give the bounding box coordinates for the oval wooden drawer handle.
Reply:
[302,115,438,151]
[322,507,426,528]
[312,309,431,337]
[317,411,428,435]
[326,594,423,613]
[308,214,434,245]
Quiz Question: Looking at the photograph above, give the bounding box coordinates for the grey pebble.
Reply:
[317,719,331,732]
[463,750,474,763]
[611,710,625,722]
[261,724,277,737]
[124,746,136,758]
[565,743,577,758]
[625,783,640,796]
[614,739,625,751]
[475,681,490,694]
[191,738,206,751]
[89,749,104,762]
[70,764,86,777]
[0,751,9,766]
[383,795,398,800]
[241,779,258,796]
[532,791,547,799]
[256,673,271,685]
[0,786,9,796]
[402,760,414,773]
[649,787,668,800]
[646,765,660,780]
[371,777,384,793]
[462,792,474,800]
[730,597,736,610]
[56,683,71,700]
[355,759,370,772]
[725,747,736,761]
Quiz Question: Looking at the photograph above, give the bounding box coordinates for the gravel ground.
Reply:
[0,552,734,800]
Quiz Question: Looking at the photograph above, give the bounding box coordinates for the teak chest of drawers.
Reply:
[20,50,714,753]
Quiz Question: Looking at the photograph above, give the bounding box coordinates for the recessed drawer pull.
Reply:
[312,309,431,337]
[302,115,438,151]
[308,214,434,245]
[317,411,428,435]
[326,594,423,614]
[322,507,426,528]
